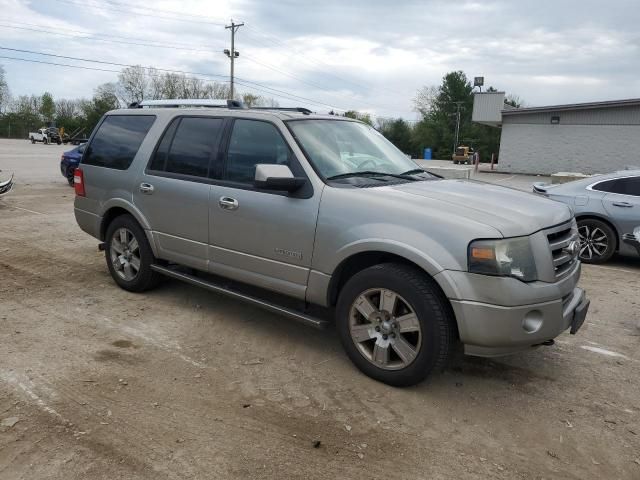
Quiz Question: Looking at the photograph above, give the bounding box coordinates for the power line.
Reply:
[0,54,347,111]
[50,0,406,100]
[241,26,406,98]
[50,0,227,26]
[0,23,217,53]
[0,47,347,111]
[0,23,406,115]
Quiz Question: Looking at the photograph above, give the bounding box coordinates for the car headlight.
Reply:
[468,237,538,282]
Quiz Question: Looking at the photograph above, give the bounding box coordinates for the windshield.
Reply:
[287,119,419,179]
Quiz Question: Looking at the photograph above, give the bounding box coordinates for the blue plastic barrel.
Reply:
[423,148,432,160]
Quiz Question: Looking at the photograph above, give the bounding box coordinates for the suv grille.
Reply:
[546,222,579,279]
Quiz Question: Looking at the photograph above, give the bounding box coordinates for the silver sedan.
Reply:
[533,170,640,263]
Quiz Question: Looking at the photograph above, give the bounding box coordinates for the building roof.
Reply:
[502,98,640,115]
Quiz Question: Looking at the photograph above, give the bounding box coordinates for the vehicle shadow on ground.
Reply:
[146,278,566,392]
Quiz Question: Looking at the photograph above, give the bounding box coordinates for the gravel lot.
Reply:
[1,138,639,479]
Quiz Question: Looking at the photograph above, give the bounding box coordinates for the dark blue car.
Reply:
[60,143,86,186]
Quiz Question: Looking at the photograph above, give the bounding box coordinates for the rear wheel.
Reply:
[336,263,456,387]
[104,214,160,292]
[577,218,616,264]
[30,137,35,144]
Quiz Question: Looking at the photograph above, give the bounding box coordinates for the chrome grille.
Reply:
[546,221,579,279]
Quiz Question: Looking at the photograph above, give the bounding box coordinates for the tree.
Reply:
[378,118,414,155]
[117,65,148,105]
[413,85,438,117]
[0,65,10,114]
[505,94,524,109]
[411,71,521,160]
[40,92,55,124]
[55,99,83,133]
[81,83,120,132]
[344,110,373,126]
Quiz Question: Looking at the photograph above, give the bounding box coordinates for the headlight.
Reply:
[468,237,538,282]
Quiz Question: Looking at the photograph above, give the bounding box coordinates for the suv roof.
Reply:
[118,98,356,122]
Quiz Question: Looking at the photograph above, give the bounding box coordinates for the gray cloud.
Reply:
[1,0,638,118]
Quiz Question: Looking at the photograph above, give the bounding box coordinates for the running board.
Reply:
[151,264,329,329]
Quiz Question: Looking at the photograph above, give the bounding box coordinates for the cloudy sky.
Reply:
[0,0,638,119]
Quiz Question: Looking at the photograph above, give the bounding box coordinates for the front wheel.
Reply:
[104,214,160,292]
[578,218,616,264]
[336,263,456,387]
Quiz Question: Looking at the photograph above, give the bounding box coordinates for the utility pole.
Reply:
[224,20,244,100]
[453,101,463,153]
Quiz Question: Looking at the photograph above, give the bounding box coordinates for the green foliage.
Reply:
[344,110,373,126]
[377,118,414,155]
[40,92,55,124]
[407,71,511,160]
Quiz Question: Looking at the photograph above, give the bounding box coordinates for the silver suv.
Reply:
[74,99,590,386]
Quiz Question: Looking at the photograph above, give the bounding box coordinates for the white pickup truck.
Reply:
[29,127,61,144]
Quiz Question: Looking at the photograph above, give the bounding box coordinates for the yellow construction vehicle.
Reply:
[452,145,474,165]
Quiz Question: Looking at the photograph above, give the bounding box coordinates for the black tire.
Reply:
[336,263,456,387]
[104,214,160,292]
[43,137,48,145]
[577,218,616,264]
[30,137,35,144]
[66,167,75,186]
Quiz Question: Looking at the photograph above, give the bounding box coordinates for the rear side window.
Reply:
[83,115,155,170]
[148,117,223,178]
[592,177,640,196]
[225,119,290,183]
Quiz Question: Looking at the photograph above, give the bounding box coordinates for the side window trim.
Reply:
[587,176,640,197]
[145,115,224,181]
[216,117,313,199]
[222,118,295,183]
[82,114,156,170]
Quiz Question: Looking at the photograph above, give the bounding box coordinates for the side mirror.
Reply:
[254,164,306,192]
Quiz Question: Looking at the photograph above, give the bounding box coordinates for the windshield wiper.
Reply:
[327,171,419,181]
[401,168,442,179]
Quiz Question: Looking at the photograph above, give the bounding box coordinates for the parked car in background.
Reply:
[0,171,13,197]
[60,143,86,186]
[623,226,640,255]
[29,127,62,145]
[533,170,640,263]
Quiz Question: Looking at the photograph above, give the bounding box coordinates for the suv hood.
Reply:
[391,179,572,237]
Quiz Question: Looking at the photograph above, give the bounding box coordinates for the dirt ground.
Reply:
[0,138,639,479]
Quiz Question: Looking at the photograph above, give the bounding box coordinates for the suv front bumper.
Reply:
[436,261,589,357]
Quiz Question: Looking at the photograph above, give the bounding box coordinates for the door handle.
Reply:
[612,201,633,208]
[219,196,239,210]
[139,183,154,194]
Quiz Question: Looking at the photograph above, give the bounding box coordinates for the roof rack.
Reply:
[129,99,244,109]
[251,107,313,115]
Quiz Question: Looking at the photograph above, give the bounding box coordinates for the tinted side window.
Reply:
[593,177,640,196]
[148,117,223,178]
[83,115,155,170]
[225,120,290,183]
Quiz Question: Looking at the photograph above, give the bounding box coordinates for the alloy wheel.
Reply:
[348,288,422,371]
[578,224,609,261]
[109,227,141,281]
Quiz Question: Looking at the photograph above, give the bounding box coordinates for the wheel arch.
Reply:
[326,250,450,307]
[327,251,460,344]
[575,214,620,251]
[100,202,158,256]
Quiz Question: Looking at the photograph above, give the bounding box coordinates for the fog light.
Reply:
[522,310,543,333]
